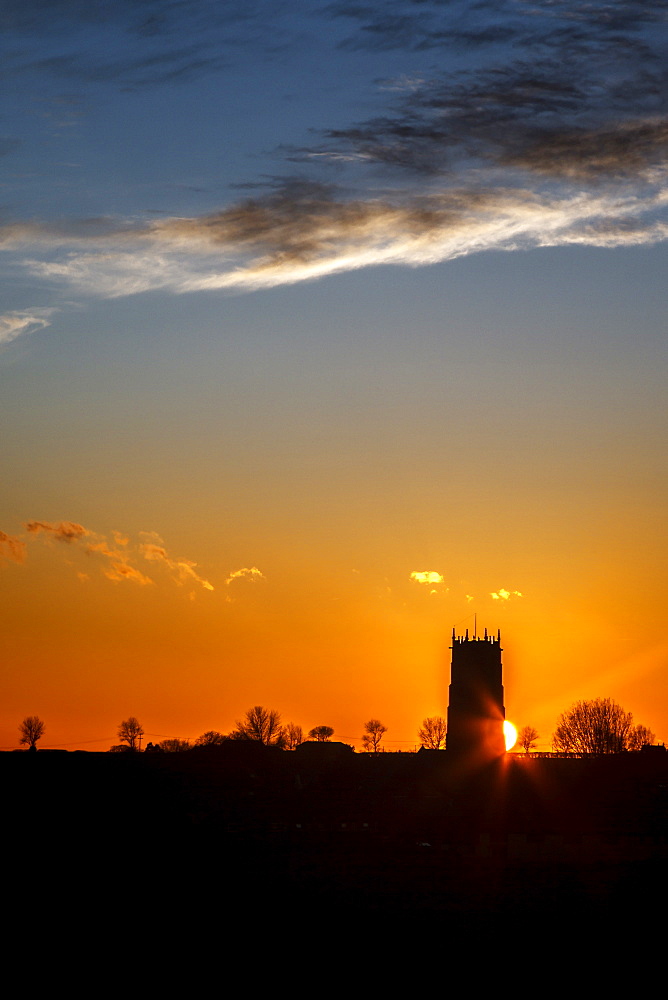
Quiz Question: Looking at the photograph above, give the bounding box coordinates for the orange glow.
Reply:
[504,721,517,751]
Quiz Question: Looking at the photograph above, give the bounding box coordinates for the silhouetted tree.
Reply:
[194,730,227,746]
[230,706,284,746]
[19,715,45,751]
[552,698,644,755]
[284,723,304,749]
[417,716,447,749]
[362,718,387,753]
[308,726,334,742]
[518,725,539,754]
[628,724,655,750]
[158,738,191,752]
[117,716,144,752]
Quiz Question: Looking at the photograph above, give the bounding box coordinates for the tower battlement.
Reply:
[451,626,501,645]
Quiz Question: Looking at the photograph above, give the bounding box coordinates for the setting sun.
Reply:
[504,721,517,751]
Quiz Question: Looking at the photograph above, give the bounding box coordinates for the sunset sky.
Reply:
[2,0,668,752]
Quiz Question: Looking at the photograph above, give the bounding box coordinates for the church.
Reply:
[447,627,506,757]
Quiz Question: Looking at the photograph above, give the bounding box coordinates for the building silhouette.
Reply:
[447,627,506,757]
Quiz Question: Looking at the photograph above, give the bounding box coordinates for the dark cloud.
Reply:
[309,0,668,185]
[503,118,668,180]
[328,0,668,52]
[1,0,304,89]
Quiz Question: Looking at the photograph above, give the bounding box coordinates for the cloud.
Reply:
[25,520,89,542]
[85,538,154,586]
[139,540,214,591]
[103,561,153,586]
[2,0,300,90]
[19,518,214,593]
[225,566,265,585]
[410,570,444,586]
[0,308,56,345]
[8,173,668,301]
[490,588,523,601]
[3,0,668,303]
[0,530,26,564]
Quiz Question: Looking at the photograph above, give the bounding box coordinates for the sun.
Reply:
[503,720,517,751]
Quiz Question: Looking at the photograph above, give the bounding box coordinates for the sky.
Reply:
[2,0,668,752]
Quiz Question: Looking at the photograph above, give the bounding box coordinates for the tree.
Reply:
[284,723,304,750]
[628,724,655,750]
[517,725,539,754]
[19,716,45,750]
[552,698,643,755]
[417,716,447,749]
[361,718,387,753]
[117,716,144,752]
[308,725,334,742]
[230,706,285,746]
[158,738,191,752]
[194,730,227,747]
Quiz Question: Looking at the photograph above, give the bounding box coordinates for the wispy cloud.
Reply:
[0,530,26,564]
[4,166,668,304]
[25,520,89,542]
[139,534,214,591]
[0,308,57,345]
[85,538,154,587]
[15,519,216,594]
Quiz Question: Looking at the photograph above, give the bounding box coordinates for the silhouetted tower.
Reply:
[447,627,505,757]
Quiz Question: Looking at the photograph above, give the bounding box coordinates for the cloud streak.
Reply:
[5,173,668,302]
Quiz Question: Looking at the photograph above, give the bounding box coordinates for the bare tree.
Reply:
[194,730,227,747]
[628,724,655,750]
[361,718,387,753]
[417,716,447,749]
[230,706,285,746]
[117,716,144,752]
[308,726,334,742]
[552,698,641,755]
[517,725,539,754]
[284,723,304,750]
[19,716,45,750]
[158,738,191,752]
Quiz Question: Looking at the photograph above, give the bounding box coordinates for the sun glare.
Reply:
[504,721,517,751]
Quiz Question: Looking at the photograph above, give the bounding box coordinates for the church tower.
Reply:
[447,627,505,757]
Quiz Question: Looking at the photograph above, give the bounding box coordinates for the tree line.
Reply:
[15,696,657,755]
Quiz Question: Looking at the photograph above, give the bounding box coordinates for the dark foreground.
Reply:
[7,744,668,939]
